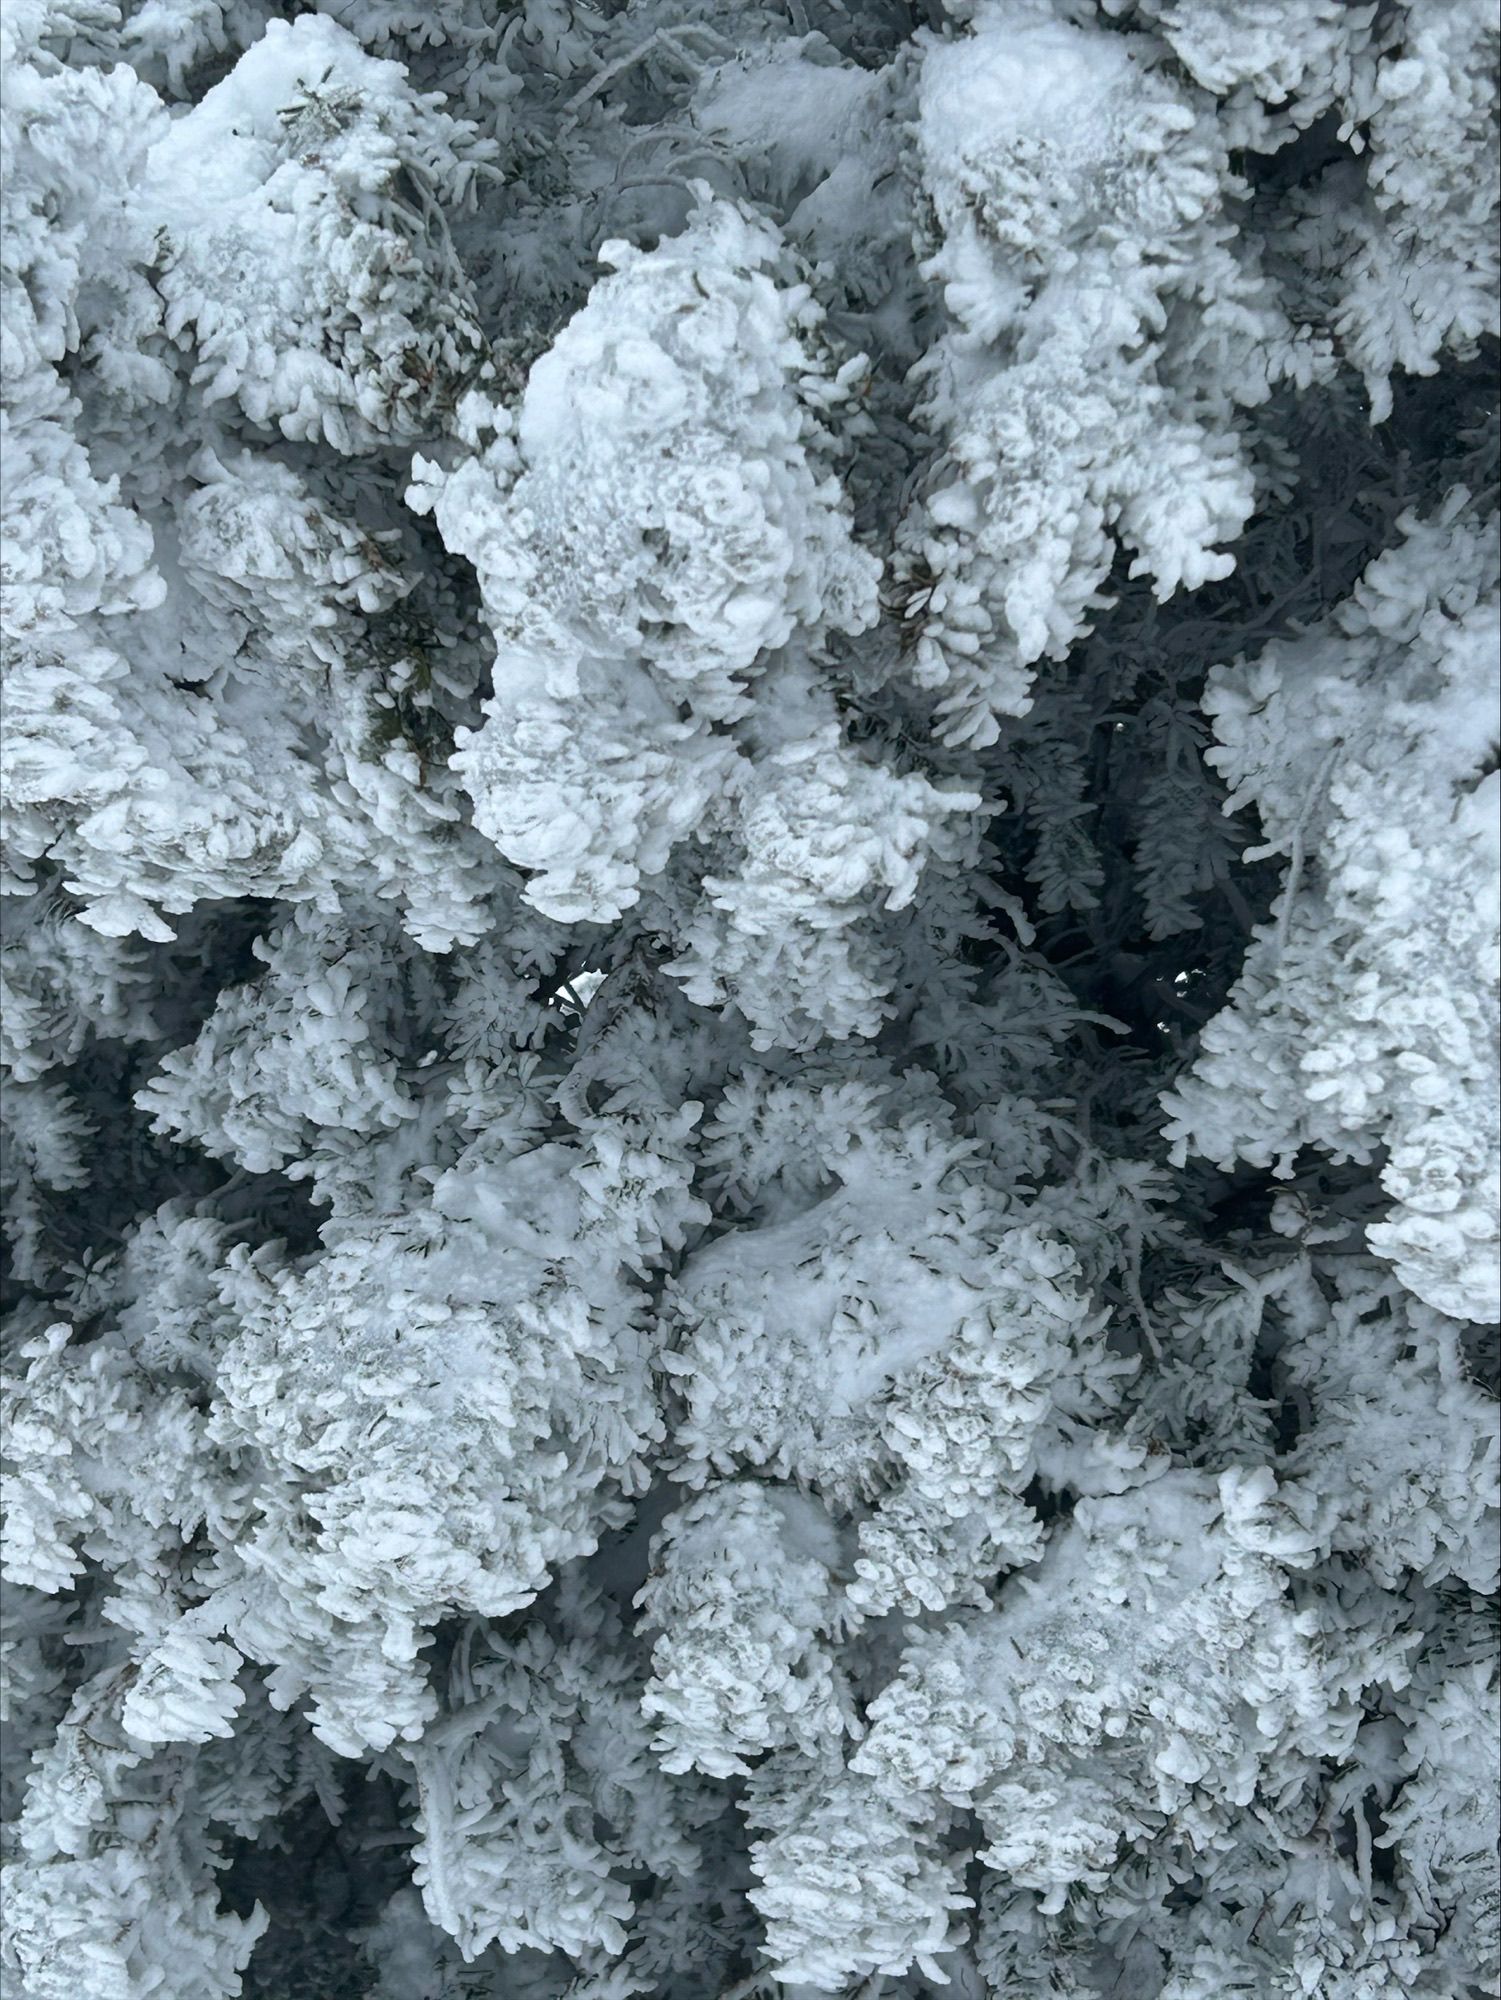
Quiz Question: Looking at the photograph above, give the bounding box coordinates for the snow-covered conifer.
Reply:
[2,3,1496,1994]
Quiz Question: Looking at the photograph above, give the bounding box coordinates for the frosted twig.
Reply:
[1270,742,1341,963]
[559,26,729,135]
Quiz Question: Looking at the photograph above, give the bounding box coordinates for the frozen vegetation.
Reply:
[1,1,1497,1995]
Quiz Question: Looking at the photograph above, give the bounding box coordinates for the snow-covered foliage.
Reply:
[1285,0,1499,420]
[415,200,970,1044]
[894,0,1326,745]
[2,2,1496,1997]
[1163,488,1501,1321]
[662,1073,1129,1616]
[147,14,493,453]
[637,1480,854,1778]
